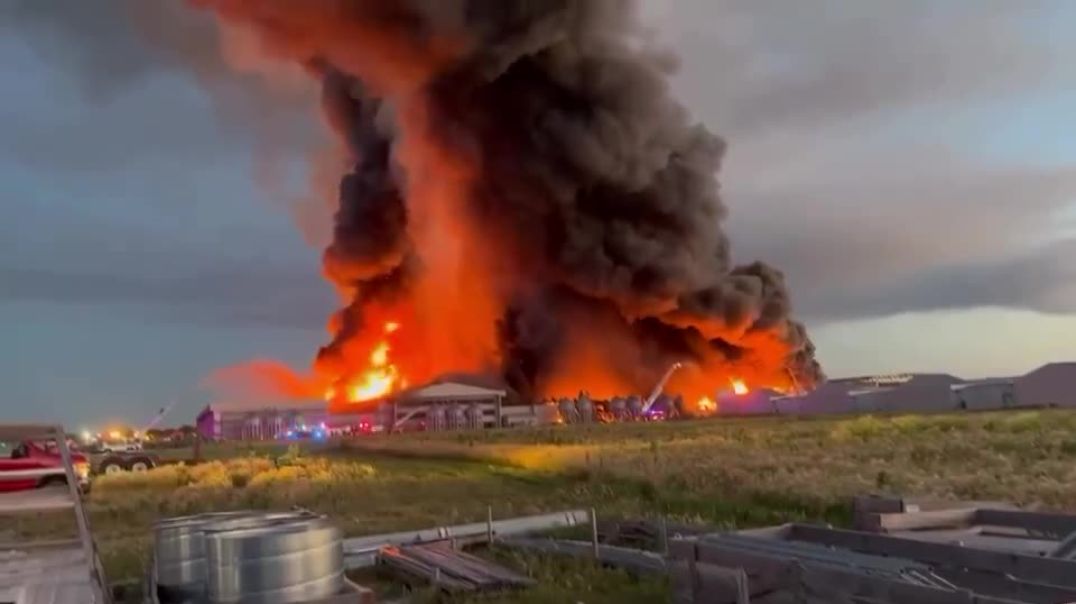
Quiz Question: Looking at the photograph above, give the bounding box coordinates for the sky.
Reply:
[1,0,1074,427]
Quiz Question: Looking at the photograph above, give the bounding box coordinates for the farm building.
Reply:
[844,373,963,413]
[770,373,962,415]
[772,381,855,415]
[716,388,780,416]
[382,381,507,431]
[1015,362,1076,407]
[952,378,1017,410]
[196,401,368,441]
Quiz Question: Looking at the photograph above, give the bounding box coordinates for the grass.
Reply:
[340,409,1076,508]
[14,409,1076,602]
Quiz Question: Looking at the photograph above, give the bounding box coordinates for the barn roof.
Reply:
[396,381,507,402]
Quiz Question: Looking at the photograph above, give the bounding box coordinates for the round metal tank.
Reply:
[609,397,626,419]
[576,395,593,423]
[557,398,577,423]
[154,511,259,601]
[205,516,343,603]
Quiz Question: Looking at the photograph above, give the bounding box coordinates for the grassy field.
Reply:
[341,409,1076,508]
[12,409,1076,602]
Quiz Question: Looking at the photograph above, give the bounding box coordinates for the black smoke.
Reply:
[194,0,824,395]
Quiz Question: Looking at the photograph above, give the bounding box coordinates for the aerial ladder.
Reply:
[640,361,684,415]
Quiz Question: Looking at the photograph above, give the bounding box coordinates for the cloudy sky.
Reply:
[2,0,1074,426]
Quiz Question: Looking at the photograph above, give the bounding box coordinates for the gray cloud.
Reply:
[804,238,1076,321]
[0,265,332,330]
[651,0,1076,323]
[0,0,319,170]
[3,0,1075,329]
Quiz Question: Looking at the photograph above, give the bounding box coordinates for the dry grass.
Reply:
[342,409,1076,508]
[45,408,1076,601]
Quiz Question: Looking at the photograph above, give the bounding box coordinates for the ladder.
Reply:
[0,424,111,603]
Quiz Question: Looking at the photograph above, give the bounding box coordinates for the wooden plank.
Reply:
[975,509,1076,539]
[788,524,1076,587]
[397,543,533,589]
[866,508,978,533]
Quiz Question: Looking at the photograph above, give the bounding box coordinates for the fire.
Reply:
[327,321,404,404]
[731,379,749,395]
[696,396,717,414]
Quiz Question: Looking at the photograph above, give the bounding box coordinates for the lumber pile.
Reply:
[378,542,535,593]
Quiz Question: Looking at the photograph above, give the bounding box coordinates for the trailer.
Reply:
[0,424,111,603]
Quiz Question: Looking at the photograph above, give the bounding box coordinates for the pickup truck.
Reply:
[0,440,91,492]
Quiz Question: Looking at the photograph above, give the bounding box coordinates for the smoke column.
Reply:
[192,0,823,405]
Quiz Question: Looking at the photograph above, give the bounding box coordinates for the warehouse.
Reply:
[772,381,855,415]
[1015,362,1076,408]
[382,381,507,431]
[952,378,1017,410]
[846,373,963,413]
[716,388,779,416]
[196,400,367,441]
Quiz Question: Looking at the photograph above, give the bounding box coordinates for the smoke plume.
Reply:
[192,0,823,403]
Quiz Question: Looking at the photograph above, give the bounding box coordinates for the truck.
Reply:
[0,439,91,492]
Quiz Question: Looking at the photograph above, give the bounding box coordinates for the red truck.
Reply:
[0,439,91,492]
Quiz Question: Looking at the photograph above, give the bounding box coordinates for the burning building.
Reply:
[193,0,824,409]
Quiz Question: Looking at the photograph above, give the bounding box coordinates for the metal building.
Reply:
[951,378,1017,410]
[196,401,367,441]
[1015,362,1076,408]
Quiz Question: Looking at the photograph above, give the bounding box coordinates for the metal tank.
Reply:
[204,515,343,603]
[609,396,627,421]
[575,393,593,424]
[626,395,643,419]
[154,510,259,601]
[429,404,447,432]
[466,402,482,430]
[556,398,576,423]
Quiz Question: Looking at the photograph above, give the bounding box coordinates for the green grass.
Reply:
[23,409,1076,602]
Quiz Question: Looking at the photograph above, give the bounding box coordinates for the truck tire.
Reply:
[100,458,125,475]
[126,456,154,472]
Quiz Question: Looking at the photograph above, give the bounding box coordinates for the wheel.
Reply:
[101,461,124,474]
[126,456,153,472]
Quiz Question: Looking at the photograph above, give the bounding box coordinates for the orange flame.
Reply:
[326,321,404,404]
[696,396,717,414]
[731,379,749,395]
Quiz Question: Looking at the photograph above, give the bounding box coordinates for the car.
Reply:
[0,439,90,492]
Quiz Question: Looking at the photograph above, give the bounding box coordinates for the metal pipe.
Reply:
[342,509,591,569]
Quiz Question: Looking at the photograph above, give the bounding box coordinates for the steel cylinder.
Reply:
[205,516,343,603]
[154,511,259,601]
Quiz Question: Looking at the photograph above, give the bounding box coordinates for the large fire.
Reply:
[325,321,405,404]
[192,1,823,408]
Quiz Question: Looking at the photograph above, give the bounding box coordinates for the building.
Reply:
[1015,362,1076,408]
[842,373,963,413]
[772,381,856,415]
[382,381,507,431]
[196,401,368,441]
[716,389,780,416]
[952,378,1017,410]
